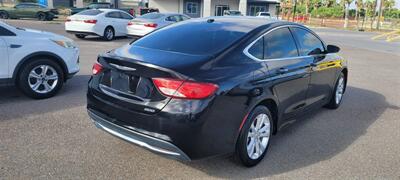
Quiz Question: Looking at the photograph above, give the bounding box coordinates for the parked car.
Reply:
[65,9,134,41]
[70,2,135,16]
[223,10,242,16]
[256,12,270,17]
[0,3,58,21]
[256,12,278,20]
[126,12,190,37]
[0,21,79,99]
[87,17,347,166]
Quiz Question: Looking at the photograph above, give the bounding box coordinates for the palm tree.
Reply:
[384,0,395,10]
[355,0,363,29]
[365,0,377,30]
[344,0,354,28]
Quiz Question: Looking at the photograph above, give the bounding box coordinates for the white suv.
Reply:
[0,21,79,99]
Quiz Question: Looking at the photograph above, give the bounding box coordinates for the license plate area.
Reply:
[101,70,139,94]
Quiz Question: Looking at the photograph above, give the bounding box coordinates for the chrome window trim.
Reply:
[243,24,327,62]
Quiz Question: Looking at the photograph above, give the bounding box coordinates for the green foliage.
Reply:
[311,6,344,18]
[384,8,400,19]
[295,4,307,15]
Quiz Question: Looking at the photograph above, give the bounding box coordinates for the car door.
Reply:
[0,26,10,79]
[290,27,338,106]
[105,11,125,36]
[26,4,38,18]
[13,4,26,18]
[247,27,312,120]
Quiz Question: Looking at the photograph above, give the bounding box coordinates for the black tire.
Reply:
[102,26,114,41]
[46,16,54,21]
[0,11,9,19]
[75,34,86,39]
[235,106,273,167]
[37,12,46,21]
[325,72,346,109]
[18,59,64,99]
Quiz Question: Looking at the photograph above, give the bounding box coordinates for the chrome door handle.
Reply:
[277,68,289,74]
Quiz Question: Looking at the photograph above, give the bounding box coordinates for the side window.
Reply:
[120,12,133,20]
[166,16,178,22]
[0,26,16,36]
[181,15,190,21]
[291,27,325,56]
[264,27,298,59]
[106,11,120,18]
[248,37,264,59]
[15,4,25,8]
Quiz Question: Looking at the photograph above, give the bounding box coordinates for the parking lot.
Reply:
[0,19,399,179]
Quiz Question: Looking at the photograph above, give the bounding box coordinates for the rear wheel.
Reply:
[325,72,346,109]
[0,11,9,19]
[37,12,46,21]
[75,34,86,39]
[235,106,273,167]
[18,59,64,99]
[103,26,114,41]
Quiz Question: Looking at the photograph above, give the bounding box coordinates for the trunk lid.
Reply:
[93,45,212,114]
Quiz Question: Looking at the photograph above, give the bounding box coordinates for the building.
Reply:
[148,0,280,18]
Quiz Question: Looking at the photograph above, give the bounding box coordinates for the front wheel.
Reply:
[18,59,64,99]
[325,72,346,109]
[235,106,273,167]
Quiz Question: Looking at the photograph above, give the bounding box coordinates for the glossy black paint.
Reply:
[87,17,347,160]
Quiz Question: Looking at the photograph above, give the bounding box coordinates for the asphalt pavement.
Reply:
[0,19,399,179]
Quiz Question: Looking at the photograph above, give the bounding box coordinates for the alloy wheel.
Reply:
[335,77,345,104]
[28,65,59,94]
[246,113,271,160]
[106,28,114,40]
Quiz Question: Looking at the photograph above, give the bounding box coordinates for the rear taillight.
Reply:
[152,78,218,99]
[127,22,134,26]
[144,23,157,28]
[66,18,71,22]
[92,62,103,75]
[84,19,97,24]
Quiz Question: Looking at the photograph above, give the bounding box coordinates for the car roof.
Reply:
[98,8,125,13]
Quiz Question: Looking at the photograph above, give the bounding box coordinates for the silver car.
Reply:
[126,12,190,37]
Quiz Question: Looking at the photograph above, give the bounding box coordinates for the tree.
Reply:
[384,0,395,10]
[344,0,354,28]
[365,0,377,29]
[355,0,363,29]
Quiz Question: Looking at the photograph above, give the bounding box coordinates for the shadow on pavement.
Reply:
[81,36,132,43]
[0,75,90,121]
[184,86,399,178]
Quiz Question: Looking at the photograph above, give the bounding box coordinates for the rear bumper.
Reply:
[66,30,99,36]
[88,108,191,161]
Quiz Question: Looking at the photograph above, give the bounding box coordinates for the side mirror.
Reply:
[308,48,323,55]
[326,45,340,53]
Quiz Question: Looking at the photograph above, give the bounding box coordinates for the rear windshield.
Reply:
[77,9,103,16]
[132,20,249,55]
[140,13,164,19]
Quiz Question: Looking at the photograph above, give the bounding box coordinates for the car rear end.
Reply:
[87,50,221,160]
[126,13,164,37]
[65,9,104,36]
[87,17,259,160]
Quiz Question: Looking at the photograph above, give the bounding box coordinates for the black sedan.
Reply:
[87,17,348,167]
